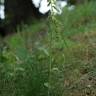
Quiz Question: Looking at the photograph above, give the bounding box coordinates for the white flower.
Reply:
[32,0,67,15]
[32,0,41,8]
[0,5,5,19]
[39,0,51,14]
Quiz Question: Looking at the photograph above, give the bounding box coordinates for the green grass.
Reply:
[0,1,96,96]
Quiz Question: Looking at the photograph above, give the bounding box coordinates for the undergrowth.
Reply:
[0,1,96,96]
